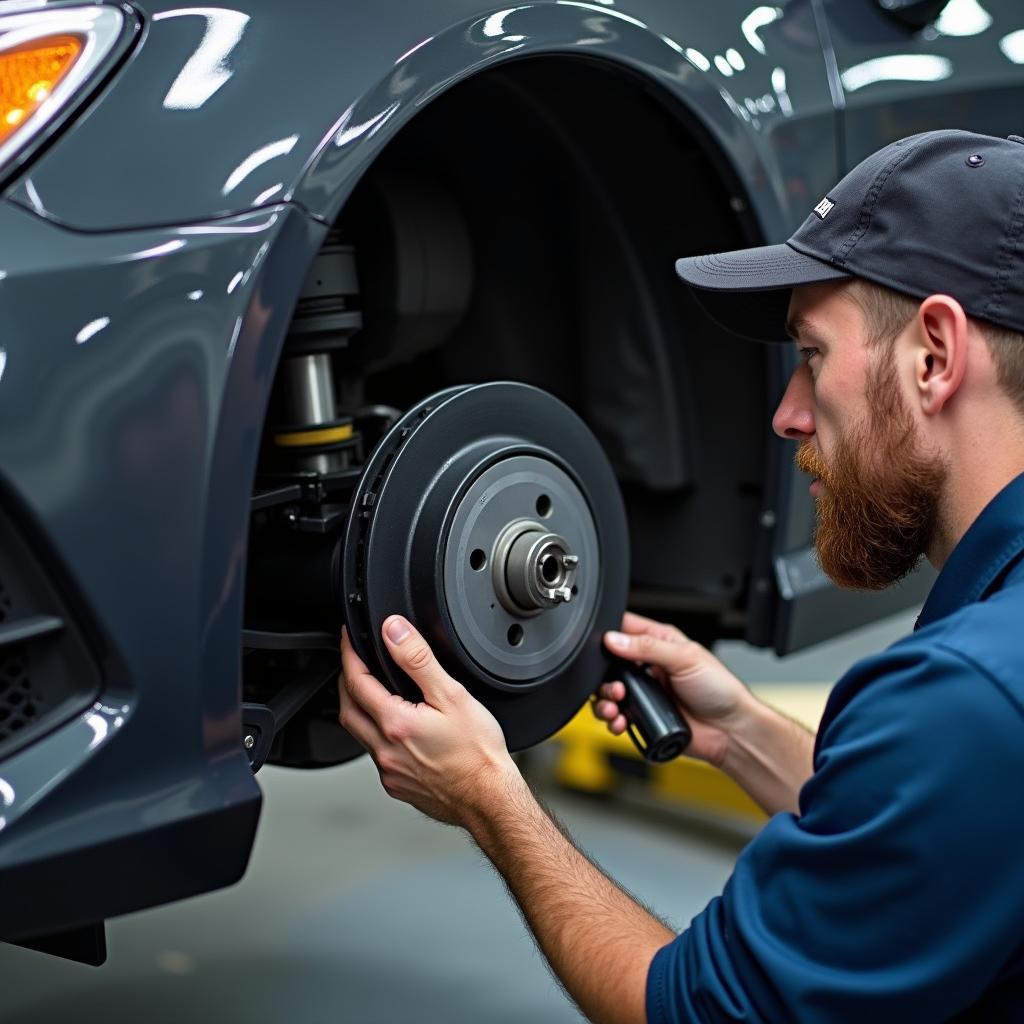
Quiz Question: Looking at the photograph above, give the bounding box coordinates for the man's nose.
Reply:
[772,365,815,440]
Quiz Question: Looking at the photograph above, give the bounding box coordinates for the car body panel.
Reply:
[8,0,839,243]
[0,199,326,937]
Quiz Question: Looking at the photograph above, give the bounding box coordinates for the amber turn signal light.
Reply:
[0,35,82,147]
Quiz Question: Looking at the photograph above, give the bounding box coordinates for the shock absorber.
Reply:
[269,230,363,474]
[274,353,349,474]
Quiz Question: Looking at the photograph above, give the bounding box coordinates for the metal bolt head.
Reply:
[244,734,255,750]
[495,521,580,614]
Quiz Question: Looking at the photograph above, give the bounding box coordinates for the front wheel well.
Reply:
[337,57,771,619]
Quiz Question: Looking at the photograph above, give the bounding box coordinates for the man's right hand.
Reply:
[595,611,753,769]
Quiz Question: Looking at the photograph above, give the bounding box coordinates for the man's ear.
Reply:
[913,294,969,416]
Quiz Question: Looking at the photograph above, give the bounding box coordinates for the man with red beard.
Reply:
[339,130,1024,1021]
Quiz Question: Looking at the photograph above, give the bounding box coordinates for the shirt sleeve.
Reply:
[646,641,1024,1024]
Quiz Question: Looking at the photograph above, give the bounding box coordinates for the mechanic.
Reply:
[338,129,1024,1022]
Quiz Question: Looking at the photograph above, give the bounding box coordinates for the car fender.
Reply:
[292,1,838,243]
[6,0,838,243]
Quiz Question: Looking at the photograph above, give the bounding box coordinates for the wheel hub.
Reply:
[492,519,579,615]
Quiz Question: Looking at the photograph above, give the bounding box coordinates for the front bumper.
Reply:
[0,198,326,938]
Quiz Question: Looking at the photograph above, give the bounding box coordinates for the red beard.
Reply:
[795,356,947,591]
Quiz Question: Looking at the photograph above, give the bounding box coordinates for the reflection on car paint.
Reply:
[0,699,131,833]
[841,54,955,93]
[742,6,784,55]
[772,65,793,114]
[1001,30,1024,63]
[934,0,993,38]
[74,317,111,346]
[222,135,299,196]
[151,7,251,111]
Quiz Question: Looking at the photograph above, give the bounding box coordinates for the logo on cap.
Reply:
[813,196,835,220]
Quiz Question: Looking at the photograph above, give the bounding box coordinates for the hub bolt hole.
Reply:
[536,494,552,517]
[470,548,487,571]
[541,555,560,584]
[507,624,524,647]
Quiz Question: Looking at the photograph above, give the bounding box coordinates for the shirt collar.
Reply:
[916,471,1024,630]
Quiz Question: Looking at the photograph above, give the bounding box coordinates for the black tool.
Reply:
[610,658,692,763]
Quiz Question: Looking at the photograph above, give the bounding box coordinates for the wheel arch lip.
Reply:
[294,3,795,243]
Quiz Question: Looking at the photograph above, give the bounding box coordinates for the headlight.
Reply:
[0,5,125,174]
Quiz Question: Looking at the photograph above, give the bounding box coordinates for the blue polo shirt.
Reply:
[648,472,1024,1023]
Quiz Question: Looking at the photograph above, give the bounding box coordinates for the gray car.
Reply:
[1,0,1021,964]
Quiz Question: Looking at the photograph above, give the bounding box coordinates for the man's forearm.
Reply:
[465,762,674,1024]
[721,694,816,816]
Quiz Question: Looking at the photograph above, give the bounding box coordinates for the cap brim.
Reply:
[675,242,851,342]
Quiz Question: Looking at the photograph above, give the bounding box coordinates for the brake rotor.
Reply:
[341,381,628,751]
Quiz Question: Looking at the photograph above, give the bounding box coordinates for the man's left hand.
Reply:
[339,616,518,827]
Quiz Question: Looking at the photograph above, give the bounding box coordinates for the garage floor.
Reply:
[0,611,915,1023]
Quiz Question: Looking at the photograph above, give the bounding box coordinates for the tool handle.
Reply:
[612,659,692,763]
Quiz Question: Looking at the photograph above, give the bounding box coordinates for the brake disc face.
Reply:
[341,382,628,751]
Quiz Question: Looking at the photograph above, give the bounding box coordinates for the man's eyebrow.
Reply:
[785,316,822,343]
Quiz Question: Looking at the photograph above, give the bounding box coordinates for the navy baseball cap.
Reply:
[676,129,1024,341]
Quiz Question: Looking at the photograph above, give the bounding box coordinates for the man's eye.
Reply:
[799,347,819,364]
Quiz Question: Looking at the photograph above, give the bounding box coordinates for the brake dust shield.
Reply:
[341,382,629,751]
